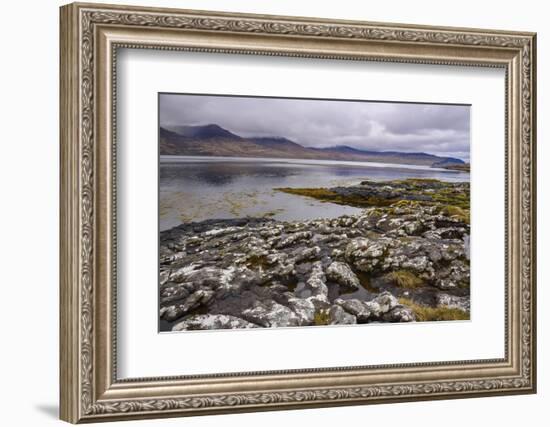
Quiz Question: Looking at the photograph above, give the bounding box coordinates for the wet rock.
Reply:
[172,314,259,331]
[326,261,360,291]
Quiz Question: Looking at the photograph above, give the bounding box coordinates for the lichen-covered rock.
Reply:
[381,305,416,322]
[437,293,470,312]
[241,300,303,327]
[328,305,357,325]
[336,292,398,323]
[326,261,360,291]
[435,278,458,290]
[172,314,259,331]
[286,296,316,325]
[303,262,330,310]
[344,238,390,273]
[274,231,313,249]
[161,289,214,322]
[335,298,372,323]
[305,262,328,297]
[294,246,321,263]
[344,238,371,262]
[363,291,399,318]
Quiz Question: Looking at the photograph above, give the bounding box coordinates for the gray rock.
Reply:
[344,237,390,273]
[159,282,194,304]
[328,305,357,325]
[382,305,416,322]
[275,231,312,249]
[326,261,360,291]
[305,262,328,298]
[435,279,458,290]
[335,298,372,323]
[363,291,399,318]
[294,246,321,263]
[294,282,312,298]
[437,293,470,313]
[303,262,330,310]
[172,314,259,331]
[336,291,398,323]
[241,300,303,328]
[286,296,316,325]
[161,289,213,322]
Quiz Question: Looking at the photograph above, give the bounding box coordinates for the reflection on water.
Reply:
[160,156,469,231]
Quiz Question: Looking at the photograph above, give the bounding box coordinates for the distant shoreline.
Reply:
[160,154,470,174]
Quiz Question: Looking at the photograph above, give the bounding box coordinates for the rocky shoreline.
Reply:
[160,179,470,331]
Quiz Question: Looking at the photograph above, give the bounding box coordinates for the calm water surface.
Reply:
[160,156,469,231]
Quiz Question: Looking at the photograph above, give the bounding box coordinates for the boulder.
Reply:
[336,291,398,323]
[436,293,470,313]
[172,314,259,331]
[161,289,214,322]
[328,305,357,325]
[381,305,416,322]
[241,299,313,328]
[326,261,361,291]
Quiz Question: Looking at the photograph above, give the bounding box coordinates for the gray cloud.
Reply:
[160,93,470,161]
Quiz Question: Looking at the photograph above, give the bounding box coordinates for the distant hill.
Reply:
[160,124,466,167]
[165,124,242,140]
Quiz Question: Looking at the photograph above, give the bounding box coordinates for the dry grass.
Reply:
[385,270,423,288]
[399,298,469,322]
[313,309,331,326]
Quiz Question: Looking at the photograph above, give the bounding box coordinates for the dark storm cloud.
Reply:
[159,93,470,161]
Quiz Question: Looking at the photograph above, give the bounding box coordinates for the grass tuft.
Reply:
[399,298,469,321]
[386,270,423,288]
[314,309,331,326]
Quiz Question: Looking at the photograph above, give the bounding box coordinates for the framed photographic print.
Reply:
[60,2,537,423]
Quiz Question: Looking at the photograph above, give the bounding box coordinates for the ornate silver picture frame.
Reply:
[60,2,536,423]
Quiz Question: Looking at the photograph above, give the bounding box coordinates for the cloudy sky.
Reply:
[160,93,470,161]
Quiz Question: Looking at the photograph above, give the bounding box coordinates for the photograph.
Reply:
[158,94,471,332]
[58,3,536,421]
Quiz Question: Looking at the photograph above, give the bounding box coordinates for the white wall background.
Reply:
[0,0,545,425]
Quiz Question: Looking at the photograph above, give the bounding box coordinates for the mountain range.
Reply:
[159,124,465,167]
